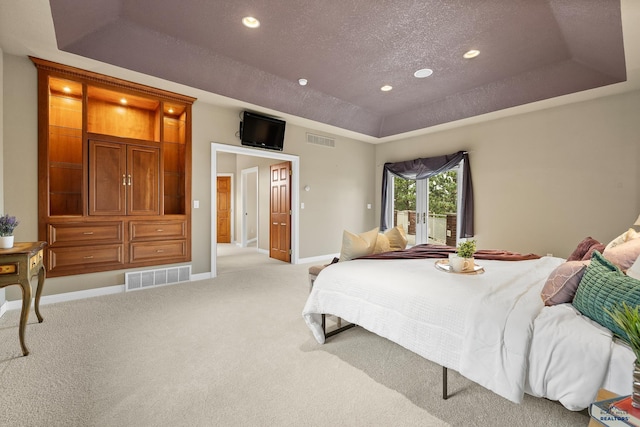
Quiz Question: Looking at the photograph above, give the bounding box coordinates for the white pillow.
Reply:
[627,255,640,280]
[339,227,379,261]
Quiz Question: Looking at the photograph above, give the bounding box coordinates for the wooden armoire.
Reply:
[32,58,195,277]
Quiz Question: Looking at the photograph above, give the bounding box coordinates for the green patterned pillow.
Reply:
[573,251,640,339]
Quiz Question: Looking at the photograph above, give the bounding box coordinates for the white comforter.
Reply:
[303,256,565,404]
[526,303,634,410]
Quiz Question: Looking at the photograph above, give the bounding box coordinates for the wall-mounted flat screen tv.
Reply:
[239,111,286,151]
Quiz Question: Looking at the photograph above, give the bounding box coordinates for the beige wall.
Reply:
[375,89,640,258]
[5,49,638,301]
[1,53,377,300]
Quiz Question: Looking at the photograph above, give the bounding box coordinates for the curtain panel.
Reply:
[380,151,474,238]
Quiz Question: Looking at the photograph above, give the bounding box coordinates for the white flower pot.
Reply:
[0,235,14,249]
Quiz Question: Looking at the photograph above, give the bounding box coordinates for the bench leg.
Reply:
[442,366,448,400]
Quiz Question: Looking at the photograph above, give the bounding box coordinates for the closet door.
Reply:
[89,140,127,216]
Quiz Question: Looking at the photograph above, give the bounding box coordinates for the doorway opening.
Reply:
[210,143,300,278]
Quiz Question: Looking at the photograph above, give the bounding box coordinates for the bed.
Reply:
[302,245,636,411]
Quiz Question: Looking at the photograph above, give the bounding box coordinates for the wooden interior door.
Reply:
[217,176,231,243]
[270,162,291,262]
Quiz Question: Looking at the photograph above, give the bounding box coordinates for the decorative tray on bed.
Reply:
[434,259,485,274]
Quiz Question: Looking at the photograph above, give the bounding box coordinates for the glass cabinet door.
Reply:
[48,77,83,216]
[162,102,187,215]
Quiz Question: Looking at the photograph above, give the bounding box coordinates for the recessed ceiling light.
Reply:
[380,85,393,92]
[298,78,308,86]
[63,86,71,93]
[414,68,434,78]
[168,107,174,114]
[463,49,480,59]
[120,98,127,105]
[242,16,260,28]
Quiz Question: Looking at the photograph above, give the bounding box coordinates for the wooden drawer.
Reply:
[48,244,124,271]
[129,240,187,263]
[48,222,123,245]
[129,220,186,241]
[29,250,44,272]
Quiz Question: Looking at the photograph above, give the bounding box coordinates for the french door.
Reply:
[390,167,460,246]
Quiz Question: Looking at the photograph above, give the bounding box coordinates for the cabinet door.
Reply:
[127,145,160,216]
[89,140,127,216]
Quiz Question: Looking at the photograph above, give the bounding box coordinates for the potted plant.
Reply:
[457,240,477,259]
[0,214,19,249]
[449,240,476,272]
[607,302,640,408]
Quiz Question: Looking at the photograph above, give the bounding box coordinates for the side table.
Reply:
[0,241,47,356]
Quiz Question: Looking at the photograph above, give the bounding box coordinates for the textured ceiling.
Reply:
[47,0,626,138]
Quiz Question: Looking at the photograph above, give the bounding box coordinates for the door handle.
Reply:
[122,174,126,185]
[127,174,132,186]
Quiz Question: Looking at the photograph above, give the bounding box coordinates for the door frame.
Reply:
[210,143,300,278]
[241,167,259,247]
[216,173,234,244]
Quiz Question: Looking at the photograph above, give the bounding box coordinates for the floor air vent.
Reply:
[125,265,191,291]
[306,132,335,148]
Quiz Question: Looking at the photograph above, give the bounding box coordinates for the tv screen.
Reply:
[240,111,286,151]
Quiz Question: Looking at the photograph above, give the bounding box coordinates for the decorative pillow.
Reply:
[605,228,640,252]
[373,233,391,254]
[541,260,590,306]
[339,227,379,261]
[573,251,640,339]
[603,238,640,271]
[385,225,408,251]
[567,237,602,261]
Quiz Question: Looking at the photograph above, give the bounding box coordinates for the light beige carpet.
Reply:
[0,248,590,426]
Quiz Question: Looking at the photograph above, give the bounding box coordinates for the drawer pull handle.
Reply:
[156,229,164,232]
[122,174,126,186]
[281,223,286,226]
[156,250,164,253]
[83,256,94,259]
[83,232,94,235]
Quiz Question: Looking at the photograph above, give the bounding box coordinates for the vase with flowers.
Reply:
[607,302,640,408]
[0,214,19,249]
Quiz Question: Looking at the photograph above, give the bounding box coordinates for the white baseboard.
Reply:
[298,253,339,265]
[5,284,126,312]
[191,272,212,281]
[0,269,216,318]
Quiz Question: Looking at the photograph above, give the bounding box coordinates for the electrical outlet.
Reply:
[194,200,199,209]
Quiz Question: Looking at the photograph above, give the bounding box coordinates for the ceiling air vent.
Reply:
[306,132,335,148]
